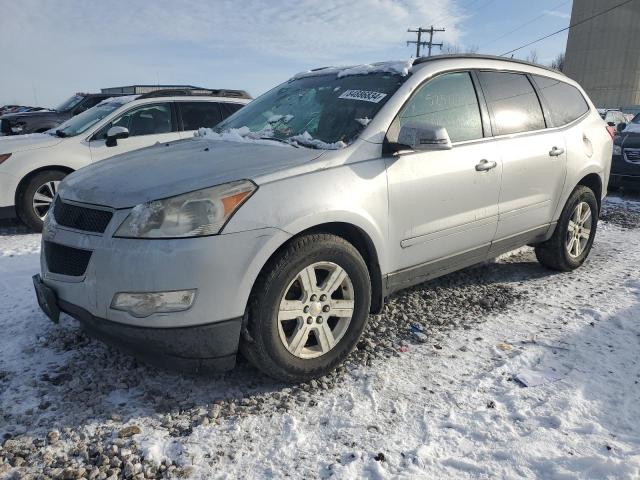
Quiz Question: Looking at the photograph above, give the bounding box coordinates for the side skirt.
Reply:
[384,224,553,296]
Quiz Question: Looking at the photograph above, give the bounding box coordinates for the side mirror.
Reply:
[617,122,627,133]
[106,126,129,147]
[387,122,452,153]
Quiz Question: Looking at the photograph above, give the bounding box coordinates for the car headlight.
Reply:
[613,145,622,155]
[114,180,256,238]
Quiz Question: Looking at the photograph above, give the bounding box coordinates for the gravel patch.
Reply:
[1,255,527,478]
[600,200,640,229]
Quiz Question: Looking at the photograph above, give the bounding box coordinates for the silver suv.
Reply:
[34,55,612,382]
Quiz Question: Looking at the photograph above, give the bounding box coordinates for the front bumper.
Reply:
[39,205,290,370]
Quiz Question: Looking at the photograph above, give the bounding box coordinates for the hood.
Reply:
[0,133,63,153]
[59,137,325,208]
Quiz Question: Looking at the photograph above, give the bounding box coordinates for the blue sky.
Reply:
[0,0,572,107]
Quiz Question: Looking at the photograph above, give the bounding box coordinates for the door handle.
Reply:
[475,159,497,172]
[549,146,565,157]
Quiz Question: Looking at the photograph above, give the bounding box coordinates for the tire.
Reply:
[17,170,67,232]
[241,233,371,382]
[535,185,599,271]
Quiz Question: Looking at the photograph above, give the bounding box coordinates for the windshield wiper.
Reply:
[258,137,299,148]
[55,129,67,138]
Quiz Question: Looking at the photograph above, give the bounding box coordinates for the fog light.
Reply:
[111,290,196,318]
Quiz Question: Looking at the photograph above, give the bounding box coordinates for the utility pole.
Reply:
[407,26,445,57]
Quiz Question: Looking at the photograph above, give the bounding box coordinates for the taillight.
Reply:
[606,125,615,139]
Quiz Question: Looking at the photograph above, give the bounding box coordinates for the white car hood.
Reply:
[0,133,63,153]
[59,137,325,209]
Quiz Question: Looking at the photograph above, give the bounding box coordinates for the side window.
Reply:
[478,71,545,135]
[532,75,589,127]
[219,102,243,118]
[111,103,173,137]
[179,102,223,130]
[396,72,483,143]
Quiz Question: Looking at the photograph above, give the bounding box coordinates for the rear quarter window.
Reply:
[532,75,589,127]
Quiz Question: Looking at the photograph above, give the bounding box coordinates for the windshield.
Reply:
[53,102,122,137]
[215,72,406,148]
[631,113,640,124]
[55,94,84,112]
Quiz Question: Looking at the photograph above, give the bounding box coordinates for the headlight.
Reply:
[613,145,622,155]
[114,180,256,238]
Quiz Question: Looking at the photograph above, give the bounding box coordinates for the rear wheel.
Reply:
[241,234,371,382]
[17,170,67,232]
[535,185,598,271]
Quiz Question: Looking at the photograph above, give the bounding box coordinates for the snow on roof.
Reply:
[97,95,140,107]
[336,59,415,78]
[292,59,415,81]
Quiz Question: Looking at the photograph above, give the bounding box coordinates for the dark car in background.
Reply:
[0,93,122,136]
[610,113,640,190]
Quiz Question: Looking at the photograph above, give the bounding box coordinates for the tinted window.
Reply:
[396,72,483,143]
[180,102,223,130]
[111,103,173,137]
[478,71,545,135]
[219,102,243,117]
[533,75,589,127]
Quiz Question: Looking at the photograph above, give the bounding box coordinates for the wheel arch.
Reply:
[251,221,386,315]
[577,172,603,211]
[15,165,75,206]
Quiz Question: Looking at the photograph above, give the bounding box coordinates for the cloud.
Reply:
[544,9,571,20]
[0,0,464,105]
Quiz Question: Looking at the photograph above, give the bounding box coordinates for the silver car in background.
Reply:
[34,55,612,382]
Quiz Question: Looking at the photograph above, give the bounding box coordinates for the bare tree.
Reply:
[441,43,480,55]
[551,52,565,72]
[525,50,539,64]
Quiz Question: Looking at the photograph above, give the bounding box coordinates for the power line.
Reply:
[407,26,446,57]
[481,0,571,49]
[501,0,637,57]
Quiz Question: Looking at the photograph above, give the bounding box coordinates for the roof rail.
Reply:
[137,88,252,100]
[413,54,563,75]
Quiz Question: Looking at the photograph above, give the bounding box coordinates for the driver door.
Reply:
[89,102,180,163]
[385,71,502,288]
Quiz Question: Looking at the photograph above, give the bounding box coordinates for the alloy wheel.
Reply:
[32,181,59,220]
[566,201,592,258]
[277,261,355,359]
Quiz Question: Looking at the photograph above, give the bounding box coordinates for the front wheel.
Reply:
[241,234,371,382]
[17,170,67,232]
[535,185,599,271]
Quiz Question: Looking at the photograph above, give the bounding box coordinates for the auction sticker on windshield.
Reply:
[338,90,387,103]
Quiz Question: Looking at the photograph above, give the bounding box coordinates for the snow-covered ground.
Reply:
[1,194,639,479]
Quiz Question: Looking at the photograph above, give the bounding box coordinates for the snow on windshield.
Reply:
[289,131,346,150]
[194,127,294,148]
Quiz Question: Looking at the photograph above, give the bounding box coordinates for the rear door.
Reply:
[177,101,224,138]
[385,71,502,284]
[477,71,567,244]
[89,102,180,162]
